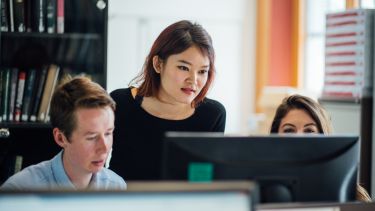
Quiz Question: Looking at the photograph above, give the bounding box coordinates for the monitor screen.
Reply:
[257,200,375,211]
[161,132,359,203]
[0,181,256,211]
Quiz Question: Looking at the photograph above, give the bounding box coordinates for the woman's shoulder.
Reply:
[194,98,226,132]
[110,87,136,105]
[198,98,226,114]
[110,87,132,99]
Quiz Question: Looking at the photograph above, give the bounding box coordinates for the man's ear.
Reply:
[152,55,162,73]
[53,128,68,148]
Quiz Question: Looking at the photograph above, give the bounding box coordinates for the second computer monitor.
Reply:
[161,133,359,203]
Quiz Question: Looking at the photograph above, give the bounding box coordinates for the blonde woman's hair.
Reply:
[357,184,372,202]
[270,94,333,134]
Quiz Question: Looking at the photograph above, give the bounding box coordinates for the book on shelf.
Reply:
[30,66,48,122]
[46,0,56,33]
[21,69,36,122]
[14,155,23,174]
[8,68,19,121]
[8,0,14,32]
[37,64,60,122]
[25,0,32,32]
[13,0,25,32]
[56,0,63,33]
[43,65,62,123]
[1,68,11,122]
[14,71,26,122]
[33,0,45,32]
[1,0,9,32]
[4,155,23,178]
[2,0,65,33]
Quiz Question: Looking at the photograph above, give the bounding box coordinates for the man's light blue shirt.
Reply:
[1,151,126,190]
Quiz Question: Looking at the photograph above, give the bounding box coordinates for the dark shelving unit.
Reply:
[0,0,108,184]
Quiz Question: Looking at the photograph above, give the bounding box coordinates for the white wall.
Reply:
[107,0,257,133]
[321,102,361,135]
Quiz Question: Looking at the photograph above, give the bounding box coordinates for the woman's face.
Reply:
[155,45,210,106]
[278,109,319,134]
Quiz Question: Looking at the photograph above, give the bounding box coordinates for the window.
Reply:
[303,0,346,96]
[361,0,375,8]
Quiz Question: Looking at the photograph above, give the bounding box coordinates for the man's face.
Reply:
[62,106,114,175]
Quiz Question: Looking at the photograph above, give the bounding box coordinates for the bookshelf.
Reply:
[0,0,108,184]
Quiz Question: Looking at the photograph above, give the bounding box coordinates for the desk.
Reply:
[257,202,375,211]
[0,181,256,211]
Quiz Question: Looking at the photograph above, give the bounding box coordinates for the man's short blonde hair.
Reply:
[50,76,115,140]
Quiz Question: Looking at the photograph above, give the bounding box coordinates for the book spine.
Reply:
[56,0,63,33]
[37,64,59,122]
[35,0,45,32]
[42,65,59,122]
[14,71,26,122]
[5,155,23,178]
[8,68,19,122]
[46,0,55,33]
[30,67,48,122]
[25,0,31,31]
[1,68,11,122]
[1,0,9,31]
[14,155,23,174]
[21,69,36,122]
[13,0,25,32]
[8,0,14,31]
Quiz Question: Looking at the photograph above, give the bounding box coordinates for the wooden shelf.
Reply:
[0,122,52,129]
[1,32,101,40]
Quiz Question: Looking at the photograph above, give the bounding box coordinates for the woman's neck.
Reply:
[142,96,194,120]
[131,87,195,120]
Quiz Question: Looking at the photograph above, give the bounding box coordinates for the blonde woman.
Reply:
[271,94,371,202]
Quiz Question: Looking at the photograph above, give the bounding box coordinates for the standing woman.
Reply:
[109,20,226,180]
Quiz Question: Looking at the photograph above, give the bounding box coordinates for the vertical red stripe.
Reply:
[57,0,64,17]
[268,0,292,86]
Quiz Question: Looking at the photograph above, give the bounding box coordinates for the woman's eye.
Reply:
[304,128,317,133]
[199,69,208,74]
[178,66,189,71]
[283,128,295,133]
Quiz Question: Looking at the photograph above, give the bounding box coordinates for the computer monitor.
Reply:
[257,201,375,211]
[161,132,359,203]
[0,181,257,211]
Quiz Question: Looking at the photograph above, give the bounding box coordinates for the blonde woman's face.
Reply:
[278,109,319,134]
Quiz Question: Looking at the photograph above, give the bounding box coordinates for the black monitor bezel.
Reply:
[161,132,359,203]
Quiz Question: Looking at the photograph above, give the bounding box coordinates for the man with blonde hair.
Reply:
[1,77,126,190]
